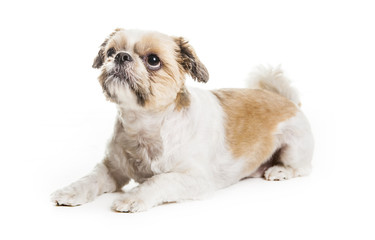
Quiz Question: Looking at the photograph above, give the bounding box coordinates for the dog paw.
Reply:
[51,185,96,206]
[264,166,293,181]
[112,194,151,213]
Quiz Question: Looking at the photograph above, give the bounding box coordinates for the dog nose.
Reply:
[115,52,133,64]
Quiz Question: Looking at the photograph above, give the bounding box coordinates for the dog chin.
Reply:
[107,82,139,106]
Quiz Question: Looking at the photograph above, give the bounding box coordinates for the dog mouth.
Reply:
[103,65,149,106]
[109,65,132,82]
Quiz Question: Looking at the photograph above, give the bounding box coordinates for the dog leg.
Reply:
[51,163,125,206]
[112,172,210,212]
[265,113,314,181]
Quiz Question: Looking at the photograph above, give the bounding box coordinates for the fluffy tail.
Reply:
[247,65,301,106]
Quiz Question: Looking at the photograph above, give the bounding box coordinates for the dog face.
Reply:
[92,28,209,110]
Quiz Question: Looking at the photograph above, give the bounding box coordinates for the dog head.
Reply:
[92,28,209,110]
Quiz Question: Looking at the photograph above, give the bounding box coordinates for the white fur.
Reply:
[51,87,246,211]
[110,88,246,212]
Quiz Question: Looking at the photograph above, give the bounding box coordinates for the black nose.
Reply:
[115,52,133,64]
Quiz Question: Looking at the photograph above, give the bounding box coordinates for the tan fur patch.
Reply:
[135,33,185,110]
[213,89,298,175]
[174,86,191,111]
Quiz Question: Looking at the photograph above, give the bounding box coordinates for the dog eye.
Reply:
[107,48,116,57]
[145,54,161,70]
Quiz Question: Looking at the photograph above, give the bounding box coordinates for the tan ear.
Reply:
[92,28,124,69]
[174,37,209,83]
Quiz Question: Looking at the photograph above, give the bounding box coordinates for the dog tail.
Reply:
[247,65,301,106]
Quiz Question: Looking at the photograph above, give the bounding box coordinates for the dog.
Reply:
[51,28,314,212]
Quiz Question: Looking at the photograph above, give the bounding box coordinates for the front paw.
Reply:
[51,185,95,206]
[112,194,151,213]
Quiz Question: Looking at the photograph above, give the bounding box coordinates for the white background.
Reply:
[1,0,374,239]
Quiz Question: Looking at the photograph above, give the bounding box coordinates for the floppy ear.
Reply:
[92,48,105,69]
[92,28,123,69]
[174,37,209,83]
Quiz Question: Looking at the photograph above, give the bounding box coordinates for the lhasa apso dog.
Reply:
[51,28,314,212]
